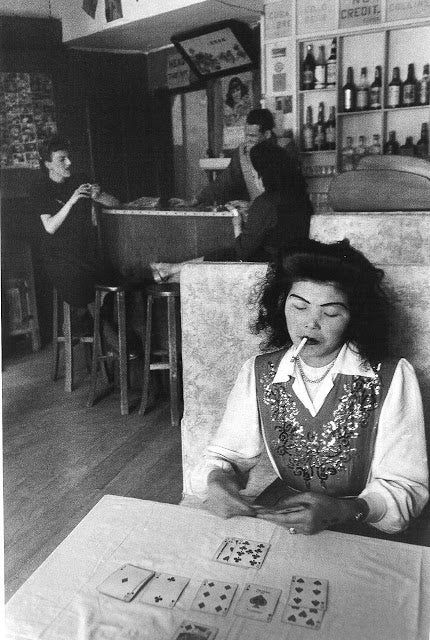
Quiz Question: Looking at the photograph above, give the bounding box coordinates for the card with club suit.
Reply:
[137,572,190,608]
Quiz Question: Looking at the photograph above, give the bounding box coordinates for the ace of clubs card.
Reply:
[137,572,189,608]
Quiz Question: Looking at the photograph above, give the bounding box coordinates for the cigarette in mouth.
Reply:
[290,337,308,362]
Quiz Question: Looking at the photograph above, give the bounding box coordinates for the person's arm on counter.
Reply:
[196,149,248,206]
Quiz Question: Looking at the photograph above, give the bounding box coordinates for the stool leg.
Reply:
[117,290,129,415]
[87,290,103,408]
[63,302,73,393]
[52,289,60,381]
[167,295,181,427]
[139,294,153,415]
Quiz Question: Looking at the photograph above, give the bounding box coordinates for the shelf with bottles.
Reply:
[299,37,338,92]
[299,87,337,94]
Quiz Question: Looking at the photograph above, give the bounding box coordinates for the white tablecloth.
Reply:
[5,495,430,640]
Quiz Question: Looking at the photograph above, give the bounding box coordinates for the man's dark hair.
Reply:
[246,108,274,133]
[38,135,71,164]
[253,238,390,364]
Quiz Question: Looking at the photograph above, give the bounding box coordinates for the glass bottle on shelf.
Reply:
[314,45,327,89]
[369,134,382,155]
[314,102,326,150]
[369,65,382,110]
[356,67,369,111]
[302,105,314,151]
[399,136,415,156]
[325,106,336,150]
[384,131,400,154]
[303,44,316,90]
[342,136,355,171]
[402,63,417,106]
[342,67,356,112]
[355,135,367,166]
[418,63,429,106]
[387,67,401,108]
[416,123,429,158]
[326,38,337,87]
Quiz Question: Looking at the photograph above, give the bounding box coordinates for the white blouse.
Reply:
[192,344,429,534]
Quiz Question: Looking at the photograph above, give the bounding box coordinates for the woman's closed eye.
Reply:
[324,311,340,318]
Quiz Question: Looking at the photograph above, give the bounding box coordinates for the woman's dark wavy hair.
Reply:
[225,76,249,109]
[252,238,391,364]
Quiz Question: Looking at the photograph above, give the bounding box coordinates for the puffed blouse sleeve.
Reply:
[360,358,429,533]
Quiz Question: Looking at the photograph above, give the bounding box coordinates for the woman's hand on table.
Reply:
[205,468,256,519]
[255,492,357,534]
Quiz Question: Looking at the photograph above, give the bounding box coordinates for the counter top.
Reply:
[103,208,236,217]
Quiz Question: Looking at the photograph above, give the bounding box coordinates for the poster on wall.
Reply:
[222,72,254,149]
[266,41,293,95]
[105,0,123,22]
[264,0,293,40]
[297,0,337,34]
[167,52,190,89]
[0,72,57,169]
[339,0,382,28]
[386,0,430,21]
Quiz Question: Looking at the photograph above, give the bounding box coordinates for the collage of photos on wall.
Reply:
[0,72,58,170]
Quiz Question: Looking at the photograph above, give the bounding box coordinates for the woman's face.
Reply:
[284,280,351,366]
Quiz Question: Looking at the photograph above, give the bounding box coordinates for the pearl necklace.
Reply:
[297,357,336,384]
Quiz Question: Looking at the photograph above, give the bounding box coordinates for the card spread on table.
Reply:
[96,564,154,602]
[191,579,238,616]
[287,575,328,610]
[213,537,270,568]
[137,572,190,608]
[234,583,281,622]
[170,619,218,640]
[282,604,325,630]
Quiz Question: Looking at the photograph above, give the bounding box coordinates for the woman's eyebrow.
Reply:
[289,293,349,310]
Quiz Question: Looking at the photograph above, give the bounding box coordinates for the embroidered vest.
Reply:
[255,349,396,497]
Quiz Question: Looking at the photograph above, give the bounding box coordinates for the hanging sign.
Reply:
[297,0,337,35]
[264,0,293,39]
[386,0,430,21]
[167,52,190,89]
[339,0,382,28]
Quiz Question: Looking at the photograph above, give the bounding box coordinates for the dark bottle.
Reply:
[399,136,415,156]
[387,67,401,108]
[326,38,337,87]
[356,67,369,111]
[342,66,356,112]
[314,102,326,150]
[418,63,429,105]
[384,130,400,155]
[303,44,316,90]
[416,123,429,158]
[369,65,382,109]
[325,106,336,150]
[302,105,314,151]
[402,63,417,106]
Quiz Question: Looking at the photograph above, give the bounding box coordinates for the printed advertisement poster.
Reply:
[339,0,382,28]
[222,72,254,149]
[264,0,293,40]
[386,0,430,21]
[266,41,293,95]
[167,52,190,89]
[297,0,337,34]
[0,72,57,169]
[181,28,251,76]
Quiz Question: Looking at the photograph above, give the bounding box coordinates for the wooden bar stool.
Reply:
[52,288,93,392]
[139,282,182,427]
[86,284,130,415]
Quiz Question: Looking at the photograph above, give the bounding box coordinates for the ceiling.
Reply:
[1,0,264,53]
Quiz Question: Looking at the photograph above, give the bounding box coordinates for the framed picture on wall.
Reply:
[222,71,256,150]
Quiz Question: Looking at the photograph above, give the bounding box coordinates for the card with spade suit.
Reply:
[287,575,328,610]
[234,583,281,622]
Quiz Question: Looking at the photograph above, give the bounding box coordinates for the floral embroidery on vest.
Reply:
[260,362,381,489]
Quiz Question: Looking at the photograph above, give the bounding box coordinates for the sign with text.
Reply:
[339,0,382,28]
[386,0,430,21]
[264,0,293,39]
[297,0,337,35]
[167,52,190,89]
[266,40,293,94]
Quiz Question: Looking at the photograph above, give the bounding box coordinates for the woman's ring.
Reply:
[288,527,297,535]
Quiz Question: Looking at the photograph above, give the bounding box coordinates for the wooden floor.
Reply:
[2,343,183,601]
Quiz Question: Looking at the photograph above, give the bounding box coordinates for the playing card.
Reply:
[191,579,238,616]
[170,619,218,640]
[287,575,328,610]
[96,564,154,602]
[234,583,281,622]
[213,537,270,568]
[137,572,190,608]
[282,604,325,630]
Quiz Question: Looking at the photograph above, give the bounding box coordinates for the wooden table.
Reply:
[5,495,430,639]
[98,208,236,281]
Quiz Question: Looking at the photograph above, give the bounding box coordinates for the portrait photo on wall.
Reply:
[222,71,255,150]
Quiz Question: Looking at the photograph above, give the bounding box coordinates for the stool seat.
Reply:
[139,282,182,427]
